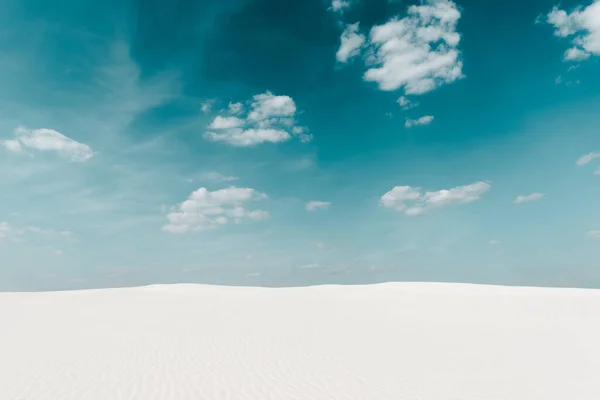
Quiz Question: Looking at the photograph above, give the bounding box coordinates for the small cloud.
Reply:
[555,75,563,84]
[228,102,244,114]
[564,47,591,61]
[0,222,22,241]
[397,96,418,110]
[576,152,600,166]
[405,115,434,128]
[330,0,350,13]
[299,263,321,269]
[201,99,215,113]
[514,193,544,204]
[2,126,93,162]
[336,23,365,63]
[489,239,500,245]
[197,172,239,182]
[306,201,331,211]
[381,181,491,216]
[587,230,600,239]
[52,249,64,256]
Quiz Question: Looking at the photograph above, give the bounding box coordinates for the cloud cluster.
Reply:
[514,193,544,204]
[204,92,311,146]
[405,115,434,128]
[1,126,94,162]
[337,0,463,95]
[380,181,490,216]
[543,1,600,61]
[163,187,269,233]
[305,201,331,211]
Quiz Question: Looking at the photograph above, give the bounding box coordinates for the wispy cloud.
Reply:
[380,181,491,216]
[2,126,93,162]
[305,201,331,211]
[587,230,600,239]
[514,193,544,204]
[576,152,600,166]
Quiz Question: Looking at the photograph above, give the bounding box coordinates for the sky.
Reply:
[1,0,600,291]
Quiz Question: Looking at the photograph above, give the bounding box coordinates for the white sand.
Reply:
[1,282,600,399]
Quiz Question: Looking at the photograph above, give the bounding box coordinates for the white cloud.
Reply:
[228,102,244,114]
[201,100,215,113]
[380,181,490,215]
[397,96,418,110]
[514,193,544,204]
[247,92,296,121]
[564,46,591,60]
[405,115,434,128]
[204,91,309,146]
[1,139,23,152]
[205,128,290,147]
[363,0,463,94]
[163,186,269,233]
[27,226,76,240]
[198,172,239,182]
[331,0,350,12]
[595,166,600,175]
[489,239,500,245]
[0,222,21,241]
[588,230,600,239]
[2,126,93,162]
[576,152,600,165]
[543,2,600,62]
[306,201,331,211]
[208,116,245,129]
[337,23,366,63]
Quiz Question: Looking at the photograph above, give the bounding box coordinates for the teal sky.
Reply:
[1,0,600,291]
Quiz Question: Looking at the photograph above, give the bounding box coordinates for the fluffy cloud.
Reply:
[514,193,544,204]
[380,181,490,216]
[1,126,93,162]
[363,0,463,94]
[305,201,331,211]
[163,187,269,233]
[405,115,434,128]
[337,23,366,63]
[576,152,600,165]
[543,1,600,62]
[204,92,311,146]
[588,230,600,239]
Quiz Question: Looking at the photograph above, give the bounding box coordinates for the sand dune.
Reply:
[1,282,600,399]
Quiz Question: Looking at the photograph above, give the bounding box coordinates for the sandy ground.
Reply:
[1,282,600,399]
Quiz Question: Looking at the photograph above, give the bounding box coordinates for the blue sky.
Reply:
[1,0,600,291]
